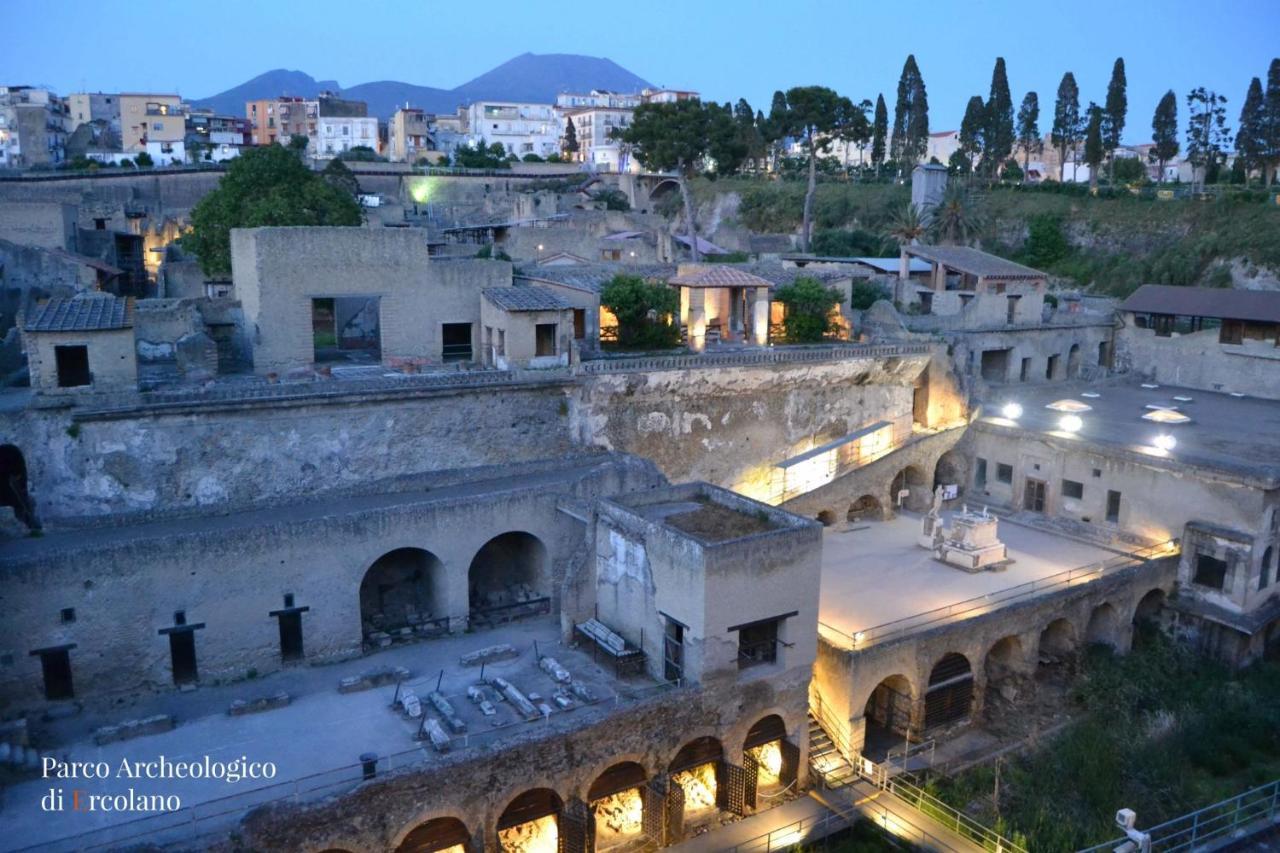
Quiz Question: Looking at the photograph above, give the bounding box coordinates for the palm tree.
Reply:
[886,202,930,248]
[930,184,985,245]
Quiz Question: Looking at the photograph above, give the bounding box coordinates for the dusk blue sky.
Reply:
[4,0,1277,143]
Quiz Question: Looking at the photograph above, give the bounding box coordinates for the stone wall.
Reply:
[0,454,660,707]
[23,327,137,395]
[231,227,512,374]
[0,201,77,250]
[1116,322,1280,400]
[570,355,932,497]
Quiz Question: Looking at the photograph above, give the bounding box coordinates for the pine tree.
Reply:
[1236,77,1267,183]
[1185,87,1231,187]
[1051,72,1082,182]
[891,55,929,174]
[1263,58,1280,186]
[984,57,1014,177]
[959,96,986,173]
[1083,103,1104,191]
[1016,92,1042,181]
[766,90,788,171]
[1103,58,1128,181]
[1151,90,1180,183]
[871,94,888,177]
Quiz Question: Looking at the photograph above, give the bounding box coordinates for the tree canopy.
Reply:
[891,55,930,171]
[871,94,889,174]
[1016,92,1042,179]
[1051,72,1082,181]
[773,277,841,343]
[984,57,1015,174]
[599,274,681,350]
[183,145,362,277]
[1151,90,1180,181]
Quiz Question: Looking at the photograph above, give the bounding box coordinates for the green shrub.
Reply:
[849,281,890,310]
[773,277,841,342]
[599,274,681,349]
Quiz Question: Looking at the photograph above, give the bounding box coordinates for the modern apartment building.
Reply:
[0,86,69,168]
[466,101,559,158]
[314,93,377,157]
[118,93,186,163]
[390,106,430,162]
[245,96,315,146]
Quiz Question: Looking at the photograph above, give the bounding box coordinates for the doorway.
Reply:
[278,612,304,662]
[1024,478,1046,513]
[169,631,198,684]
[34,647,75,700]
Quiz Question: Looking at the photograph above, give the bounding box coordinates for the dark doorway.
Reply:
[1045,354,1060,380]
[1106,490,1122,523]
[34,647,75,700]
[313,297,381,364]
[1024,478,1046,513]
[924,653,974,730]
[1006,295,1020,324]
[980,349,1010,382]
[1020,357,1031,381]
[278,612,303,662]
[573,308,586,340]
[169,631,198,684]
[54,345,91,387]
[441,322,473,362]
[535,322,557,357]
[663,616,685,683]
[0,445,36,529]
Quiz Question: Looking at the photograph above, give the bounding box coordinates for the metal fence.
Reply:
[1076,778,1280,853]
[818,540,1179,652]
[578,342,932,375]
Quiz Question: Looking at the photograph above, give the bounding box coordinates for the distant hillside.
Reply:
[191,53,654,118]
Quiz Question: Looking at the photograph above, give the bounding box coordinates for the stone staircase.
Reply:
[807,713,856,788]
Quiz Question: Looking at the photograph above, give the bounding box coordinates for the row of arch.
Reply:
[359,532,550,644]
[814,450,969,526]
[862,589,1167,747]
[322,715,794,853]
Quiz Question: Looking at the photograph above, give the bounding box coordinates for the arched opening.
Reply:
[983,636,1026,719]
[668,736,723,820]
[588,762,647,850]
[932,451,968,498]
[0,445,37,529]
[648,179,679,205]
[888,465,927,511]
[1085,603,1121,649]
[396,816,471,853]
[816,509,836,527]
[497,789,563,853]
[862,675,913,760]
[1132,588,1167,649]
[924,653,973,730]
[1037,618,1077,672]
[468,532,550,627]
[744,714,791,794]
[1260,546,1274,591]
[360,548,448,649]
[1067,343,1081,378]
[847,495,883,523]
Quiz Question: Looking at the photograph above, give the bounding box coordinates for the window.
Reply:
[1193,554,1228,590]
[974,458,988,488]
[60,607,76,624]
[996,463,1013,484]
[1020,358,1031,381]
[441,323,473,362]
[731,614,792,670]
[1092,468,1102,478]
[535,323,557,357]
[919,292,933,314]
[663,616,685,682]
[1062,479,1084,500]
[1006,295,1020,324]
[54,345,90,388]
[1106,490,1121,523]
[173,609,187,626]
[572,309,585,340]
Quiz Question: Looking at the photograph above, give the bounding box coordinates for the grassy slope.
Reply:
[687,178,1280,297]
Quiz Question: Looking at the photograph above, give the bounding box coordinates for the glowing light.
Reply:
[853,631,866,643]
[1152,434,1177,451]
[1142,409,1191,424]
[499,815,558,853]
[537,244,544,252]
[1000,402,1023,420]
[593,789,643,842]
[748,741,784,786]
[672,764,717,814]
[1045,399,1092,413]
[1058,414,1083,433]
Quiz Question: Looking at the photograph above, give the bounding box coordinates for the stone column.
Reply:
[688,287,707,352]
[752,287,770,346]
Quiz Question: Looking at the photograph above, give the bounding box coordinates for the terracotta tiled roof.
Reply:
[1121,284,1280,324]
[669,265,775,289]
[905,245,1046,279]
[482,286,571,312]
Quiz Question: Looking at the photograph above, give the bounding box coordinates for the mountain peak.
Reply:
[192,54,653,118]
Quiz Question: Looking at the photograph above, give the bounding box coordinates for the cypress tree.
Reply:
[1263,58,1280,186]
[1104,58,1127,181]
[959,96,986,172]
[871,94,888,176]
[1016,92,1042,180]
[1236,77,1266,182]
[1084,103,1104,191]
[892,55,928,172]
[1151,90,1180,183]
[1051,72,1082,181]
[984,57,1014,176]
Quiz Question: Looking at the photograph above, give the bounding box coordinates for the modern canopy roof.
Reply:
[1120,284,1280,324]
[904,245,1047,280]
[23,294,132,332]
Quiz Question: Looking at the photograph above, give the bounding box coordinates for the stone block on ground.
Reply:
[229,692,291,716]
[459,643,519,667]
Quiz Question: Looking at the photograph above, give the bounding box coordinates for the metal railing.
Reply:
[578,342,932,375]
[15,680,680,853]
[1076,778,1280,853]
[818,539,1179,652]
